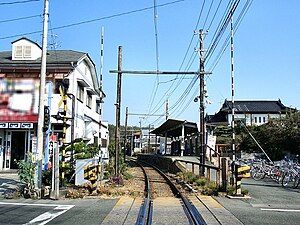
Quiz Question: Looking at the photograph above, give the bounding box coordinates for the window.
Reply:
[254,117,257,123]
[14,45,31,59]
[14,46,23,58]
[24,46,31,58]
[86,94,92,108]
[77,85,84,102]
[96,102,101,114]
[259,117,261,123]
[263,117,266,123]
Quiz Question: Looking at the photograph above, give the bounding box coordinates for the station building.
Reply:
[0,37,107,170]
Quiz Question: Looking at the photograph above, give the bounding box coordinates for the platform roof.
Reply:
[151,119,198,137]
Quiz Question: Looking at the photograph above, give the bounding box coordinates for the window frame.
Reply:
[77,85,84,102]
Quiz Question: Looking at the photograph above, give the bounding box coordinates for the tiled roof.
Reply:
[0,50,86,66]
[221,100,287,113]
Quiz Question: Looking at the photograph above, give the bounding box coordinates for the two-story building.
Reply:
[206,99,291,127]
[0,37,108,170]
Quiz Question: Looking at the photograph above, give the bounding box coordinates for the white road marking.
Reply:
[0,201,74,208]
[0,201,74,224]
[261,208,300,212]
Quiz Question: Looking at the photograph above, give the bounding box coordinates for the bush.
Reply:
[195,178,206,187]
[17,155,35,190]
[202,181,218,196]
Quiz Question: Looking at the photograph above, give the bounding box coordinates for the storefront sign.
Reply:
[0,122,33,129]
[0,78,39,122]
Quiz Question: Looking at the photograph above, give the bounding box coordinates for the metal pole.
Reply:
[69,94,75,170]
[44,82,52,170]
[36,0,49,191]
[231,12,236,163]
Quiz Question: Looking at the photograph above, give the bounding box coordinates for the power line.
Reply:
[0,0,40,5]
[208,0,253,71]
[206,0,223,31]
[0,0,186,40]
[147,0,207,118]
[147,0,160,115]
[203,0,215,29]
[0,14,41,23]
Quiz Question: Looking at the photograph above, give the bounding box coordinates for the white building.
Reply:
[0,37,108,170]
[206,99,292,127]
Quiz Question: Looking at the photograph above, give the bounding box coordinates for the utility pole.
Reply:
[124,107,128,162]
[198,29,206,176]
[165,100,169,154]
[114,46,122,176]
[148,124,151,153]
[230,12,236,163]
[36,0,49,192]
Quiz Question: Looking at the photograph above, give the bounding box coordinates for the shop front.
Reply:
[0,123,35,170]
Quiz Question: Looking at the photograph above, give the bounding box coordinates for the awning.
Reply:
[86,87,98,95]
[77,78,90,87]
[151,119,198,137]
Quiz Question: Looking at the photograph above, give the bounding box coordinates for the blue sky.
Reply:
[0,0,299,127]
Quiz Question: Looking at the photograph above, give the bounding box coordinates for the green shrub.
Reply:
[226,185,236,196]
[17,155,35,190]
[195,178,206,187]
[123,171,133,180]
[242,188,249,195]
[202,181,218,196]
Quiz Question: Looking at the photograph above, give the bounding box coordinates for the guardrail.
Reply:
[174,159,221,187]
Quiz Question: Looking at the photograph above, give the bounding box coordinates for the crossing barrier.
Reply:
[84,164,100,191]
[235,164,251,195]
[237,165,251,178]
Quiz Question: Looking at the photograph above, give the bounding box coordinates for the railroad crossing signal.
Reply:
[43,106,50,132]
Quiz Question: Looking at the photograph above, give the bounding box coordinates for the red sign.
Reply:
[0,78,39,123]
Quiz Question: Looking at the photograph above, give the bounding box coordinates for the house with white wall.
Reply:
[206,99,292,127]
[0,37,108,170]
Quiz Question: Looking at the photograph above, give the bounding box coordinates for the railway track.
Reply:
[133,159,208,225]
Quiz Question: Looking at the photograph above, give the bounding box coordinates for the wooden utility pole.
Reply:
[36,0,49,191]
[124,106,128,162]
[114,46,122,176]
[109,45,211,161]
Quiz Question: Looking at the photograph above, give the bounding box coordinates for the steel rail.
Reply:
[134,160,153,225]
[139,159,207,225]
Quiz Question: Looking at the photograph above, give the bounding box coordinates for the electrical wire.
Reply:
[147,0,160,115]
[0,14,41,23]
[208,0,253,71]
[0,0,40,5]
[202,0,215,29]
[146,0,207,118]
[0,0,186,40]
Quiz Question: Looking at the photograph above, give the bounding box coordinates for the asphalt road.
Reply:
[214,178,300,225]
[0,198,117,225]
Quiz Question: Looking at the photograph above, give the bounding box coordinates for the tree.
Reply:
[238,111,300,160]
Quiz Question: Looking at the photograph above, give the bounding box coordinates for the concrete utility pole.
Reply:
[36,0,49,191]
[198,29,206,176]
[114,46,122,176]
